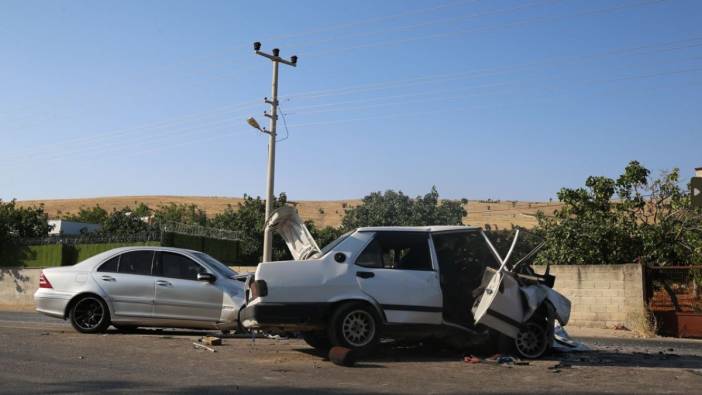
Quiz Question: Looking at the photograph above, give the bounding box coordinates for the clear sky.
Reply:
[1,0,700,202]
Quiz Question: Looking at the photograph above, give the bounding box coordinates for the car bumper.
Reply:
[34,289,71,319]
[240,302,329,331]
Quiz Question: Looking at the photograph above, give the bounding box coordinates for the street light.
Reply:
[247,117,264,132]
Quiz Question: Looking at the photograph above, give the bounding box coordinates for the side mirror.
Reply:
[197,273,216,283]
[334,252,346,263]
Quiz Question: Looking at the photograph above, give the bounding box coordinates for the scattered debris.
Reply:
[193,342,216,353]
[483,354,528,367]
[328,346,356,367]
[613,324,630,331]
[199,336,222,346]
[78,356,84,360]
[40,332,50,336]
[689,369,702,377]
[549,362,572,370]
[463,355,481,364]
[553,322,590,352]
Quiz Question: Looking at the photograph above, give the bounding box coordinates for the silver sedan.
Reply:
[34,246,246,333]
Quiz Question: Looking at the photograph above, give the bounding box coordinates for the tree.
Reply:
[0,200,52,245]
[535,161,702,265]
[153,203,206,226]
[62,205,108,224]
[341,186,467,229]
[99,207,152,236]
[209,194,291,263]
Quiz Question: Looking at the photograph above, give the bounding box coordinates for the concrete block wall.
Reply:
[0,268,42,307]
[535,264,645,328]
[1,265,646,330]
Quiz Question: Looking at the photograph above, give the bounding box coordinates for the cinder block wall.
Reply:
[535,264,645,328]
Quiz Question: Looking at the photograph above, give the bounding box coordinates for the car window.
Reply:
[97,256,119,273]
[432,231,500,277]
[117,251,154,275]
[193,252,237,279]
[155,252,206,281]
[355,232,432,271]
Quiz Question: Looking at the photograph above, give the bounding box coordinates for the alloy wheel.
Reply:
[341,309,376,348]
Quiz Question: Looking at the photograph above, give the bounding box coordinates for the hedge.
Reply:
[0,244,63,268]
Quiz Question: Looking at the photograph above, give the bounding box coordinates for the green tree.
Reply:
[100,207,152,236]
[62,205,108,224]
[535,161,702,265]
[341,186,467,229]
[153,203,206,226]
[0,200,52,245]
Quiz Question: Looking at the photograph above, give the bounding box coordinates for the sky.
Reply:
[1,0,700,202]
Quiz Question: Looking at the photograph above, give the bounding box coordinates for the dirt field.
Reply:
[17,195,564,230]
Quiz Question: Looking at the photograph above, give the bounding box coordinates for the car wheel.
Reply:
[513,319,552,359]
[301,331,331,353]
[69,295,111,334]
[328,303,380,355]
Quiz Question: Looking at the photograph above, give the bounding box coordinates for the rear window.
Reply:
[97,256,119,273]
[117,251,154,275]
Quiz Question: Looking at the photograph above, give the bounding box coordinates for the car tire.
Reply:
[328,302,380,356]
[69,295,111,334]
[301,331,332,354]
[497,314,553,359]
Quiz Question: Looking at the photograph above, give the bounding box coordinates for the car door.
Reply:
[94,250,156,318]
[152,251,224,322]
[354,231,443,324]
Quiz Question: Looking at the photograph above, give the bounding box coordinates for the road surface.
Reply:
[1,311,701,394]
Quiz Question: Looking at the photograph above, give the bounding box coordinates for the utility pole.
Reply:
[249,42,297,262]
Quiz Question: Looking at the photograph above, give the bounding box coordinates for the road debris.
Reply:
[463,355,481,364]
[328,346,356,367]
[553,322,590,352]
[199,336,222,346]
[193,342,216,353]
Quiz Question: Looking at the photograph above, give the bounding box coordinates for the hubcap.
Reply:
[515,322,547,358]
[73,298,105,330]
[341,310,375,347]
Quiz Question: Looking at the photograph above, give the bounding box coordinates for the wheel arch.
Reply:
[64,292,111,319]
[327,297,386,324]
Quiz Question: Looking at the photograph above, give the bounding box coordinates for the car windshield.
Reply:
[315,231,354,258]
[193,252,237,279]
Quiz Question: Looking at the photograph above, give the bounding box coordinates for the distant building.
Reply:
[48,220,101,236]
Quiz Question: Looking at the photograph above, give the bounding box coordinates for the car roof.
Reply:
[356,225,481,233]
[97,246,201,254]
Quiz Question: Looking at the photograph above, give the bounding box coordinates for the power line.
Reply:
[300,0,669,58]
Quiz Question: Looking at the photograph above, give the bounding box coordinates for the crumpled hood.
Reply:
[265,206,321,260]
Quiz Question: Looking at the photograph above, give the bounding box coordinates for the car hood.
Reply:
[265,206,321,261]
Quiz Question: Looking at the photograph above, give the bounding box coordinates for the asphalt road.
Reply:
[1,311,701,394]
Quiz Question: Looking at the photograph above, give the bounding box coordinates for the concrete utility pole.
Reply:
[249,42,297,262]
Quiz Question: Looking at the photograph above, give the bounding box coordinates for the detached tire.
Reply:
[301,331,332,354]
[328,302,380,356]
[69,295,111,334]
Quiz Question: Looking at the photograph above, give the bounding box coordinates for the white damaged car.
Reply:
[240,207,571,358]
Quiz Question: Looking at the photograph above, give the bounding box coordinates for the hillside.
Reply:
[16,195,564,230]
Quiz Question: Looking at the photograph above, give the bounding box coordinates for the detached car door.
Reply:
[152,251,224,322]
[354,231,443,324]
[94,250,156,318]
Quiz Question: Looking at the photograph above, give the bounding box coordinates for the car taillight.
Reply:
[39,272,53,289]
[250,279,268,299]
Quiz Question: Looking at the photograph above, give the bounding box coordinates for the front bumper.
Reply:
[240,302,330,330]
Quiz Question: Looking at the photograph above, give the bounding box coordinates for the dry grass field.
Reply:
[17,195,564,230]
